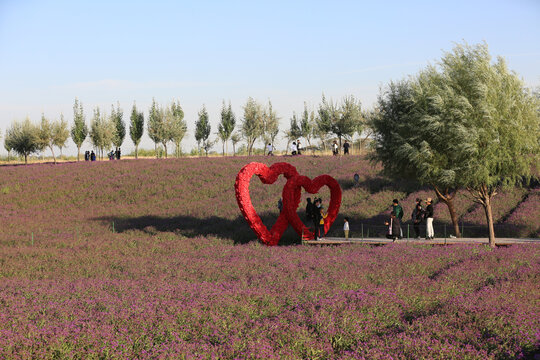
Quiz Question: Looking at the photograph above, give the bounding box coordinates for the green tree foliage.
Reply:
[3,129,12,161]
[38,114,68,164]
[317,94,362,151]
[285,112,302,152]
[71,98,88,161]
[168,100,187,157]
[300,102,315,153]
[55,114,70,157]
[89,107,114,160]
[230,132,241,156]
[241,97,263,155]
[217,101,236,156]
[5,118,40,164]
[129,103,144,159]
[261,101,279,148]
[110,102,125,149]
[195,105,211,156]
[148,98,164,157]
[370,42,540,246]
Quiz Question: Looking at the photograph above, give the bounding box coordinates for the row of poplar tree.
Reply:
[2,95,366,163]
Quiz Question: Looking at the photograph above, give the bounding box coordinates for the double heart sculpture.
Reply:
[235,162,342,246]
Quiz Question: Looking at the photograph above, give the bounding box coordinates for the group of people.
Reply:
[266,139,352,156]
[83,148,122,161]
[290,140,302,156]
[332,140,350,156]
[280,195,435,242]
[107,148,122,160]
[385,198,434,241]
[84,151,96,161]
[305,197,328,240]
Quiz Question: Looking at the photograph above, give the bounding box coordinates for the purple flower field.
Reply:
[0,156,539,358]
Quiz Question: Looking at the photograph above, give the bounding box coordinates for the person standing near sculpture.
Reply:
[312,198,321,234]
[305,197,315,222]
[317,207,327,240]
[425,198,434,239]
[343,217,350,239]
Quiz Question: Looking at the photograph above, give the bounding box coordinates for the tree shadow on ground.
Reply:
[93,213,303,245]
[338,175,421,193]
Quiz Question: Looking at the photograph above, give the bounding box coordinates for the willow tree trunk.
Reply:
[482,197,496,248]
[468,185,497,248]
[434,186,461,238]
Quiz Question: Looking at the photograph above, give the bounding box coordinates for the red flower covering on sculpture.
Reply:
[282,174,342,239]
[235,162,343,245]
[235,162,299,246]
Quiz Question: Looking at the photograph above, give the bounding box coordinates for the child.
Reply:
[343,217,349,239]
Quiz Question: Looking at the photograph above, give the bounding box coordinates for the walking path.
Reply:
[303,237,540,246]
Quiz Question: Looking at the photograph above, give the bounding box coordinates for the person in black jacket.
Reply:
[385,211,401,241]
[424,198,434,239]
[305,198,315,222]
[411,203,423,239]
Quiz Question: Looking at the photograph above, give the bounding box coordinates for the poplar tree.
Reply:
[195,105,211,156]
[241,97,263,155]
[55,114,70,157]
[262,101,279,148]
[286,112,302,152]
[217,101,236,155]
[71,98,88,161]
[129,103,144,158]
[300,102,315,153]
[148,98,164,158]
[168,100,187,157]
[89,107,114,160]
[111,102,125,149]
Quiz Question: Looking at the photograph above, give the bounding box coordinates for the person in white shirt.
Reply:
[290,142,297,155]
[266,143,273,156]
[343,217,350,239]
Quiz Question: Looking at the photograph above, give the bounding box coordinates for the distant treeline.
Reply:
[2,94,370,164]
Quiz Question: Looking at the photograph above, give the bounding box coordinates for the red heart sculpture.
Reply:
[282,174,342,239]
[235,162,300,246]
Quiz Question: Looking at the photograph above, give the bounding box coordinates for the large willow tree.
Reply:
[371,42,540,246]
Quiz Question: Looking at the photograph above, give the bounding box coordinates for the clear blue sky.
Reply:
[1,0,539,155]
